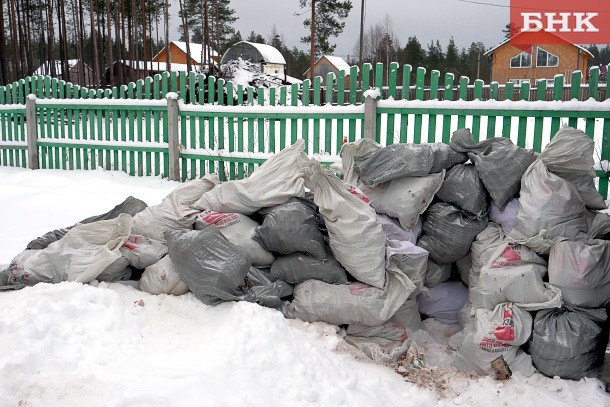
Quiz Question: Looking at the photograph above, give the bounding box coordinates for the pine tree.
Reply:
[298,0,353,57]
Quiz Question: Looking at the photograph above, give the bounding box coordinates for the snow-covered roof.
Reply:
[152,41,218,65]
[229,41,286,65]
[323,56,352,74]
[484,35,594,58]
[33,59,81,76]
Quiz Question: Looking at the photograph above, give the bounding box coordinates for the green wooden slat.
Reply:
[66,83,74,169]
[502,82,514,138]
[291,83,299,146]
[0,89,6,166]
[216,78,226,181]
[112,86,119,171]
[348,67,358,142]
[227,81,236,180]
[427,70,440,143]
[170,71,178,93]
[486,81,499,140]
[325,72,334,107]
[207,76,217,175]
[144,76,152,175]
[599,81,610,198]
[302,79,311,152]
[441,73,455,144]
[325,73,334,152]
[361,63,371,102]
[198,75,206,176]
[153,75,162,175]
[127,83,135,175]
[533,79,547,152]
[375,62,384,91]
[413,67,426,144]
[550,74,564,138]
[313,76,321,154]
[246,86,256,174]
[569,71,582,127]
[585,67,599,139]
[180,76,188,180]
[517,81,530,148]
[58,81,66,170]
[187,75,196,179]
[457,76,469,129]
[161,72,170,177]
[336,71,345,149]
[399,65,412,143]
[257,87,265,158]
[178,71,186,101]
[471,79,483,142]
[388,62,398,99]
[237,84,245,178]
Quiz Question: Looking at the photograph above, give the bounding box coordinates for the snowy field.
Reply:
[1,166,610,406]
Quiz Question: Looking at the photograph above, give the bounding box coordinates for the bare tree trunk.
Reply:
[16,0,29,77]
[204,0,208,73]
[78,0,88,85]
[114,0,123,85]
[23,0,34,74]
[164,0,170,71]
[58,0,70,82]
[8,0,20,81]
[140,0,148,77]
[310,0,315,81]
[215,0,220,72]
[46,0,56,77]
[89,0,100,86]
[97,0,105,87]
[106,0,114,86]
[0,0,8,84]
[178,0,191,73]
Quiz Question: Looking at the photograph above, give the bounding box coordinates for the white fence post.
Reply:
[166,92,180,181]
[26,94,38,170]
[364,95,377,140]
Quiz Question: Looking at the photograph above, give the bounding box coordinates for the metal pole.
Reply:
[26,94,38,170]
[166,92,180,181]
[358,0,365,70]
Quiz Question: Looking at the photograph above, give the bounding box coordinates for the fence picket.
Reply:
[428,70,440,143]
[399,64,412,143]
[568,71,582,127]
[237,84,245,178]
[550,74,564,137]
[585,67,599,139]
[533,79,547,152]
[227,81,236,180]
[457,76,469,129]
[413,67,426,144]
[326,73,334,152]
[302,79,311,152]
[337,71,345,147]
[486,81,499,139]
[313,76,321,154]
[600,79,610,198]
[502,81,514,138]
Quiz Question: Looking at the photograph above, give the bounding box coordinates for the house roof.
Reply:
[484,33,594,58]
[303,55,355,76]
[152,41,219,65]
[238,41,286,64]
[33,59,81,76]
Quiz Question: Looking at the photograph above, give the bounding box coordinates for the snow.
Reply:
[324,56,352,75]
[1,167,609,406]
[240,41,287,64]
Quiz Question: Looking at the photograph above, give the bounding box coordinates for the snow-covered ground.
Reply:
[1,166,609,406]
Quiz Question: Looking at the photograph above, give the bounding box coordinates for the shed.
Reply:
[304,55,354,86]
[221,41,286,77]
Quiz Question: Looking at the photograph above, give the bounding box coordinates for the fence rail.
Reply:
[1,62,609,198]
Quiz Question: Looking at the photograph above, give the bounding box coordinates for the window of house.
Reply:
[536,47,559,67]
[510,52,532,68]
[508,78,530,85]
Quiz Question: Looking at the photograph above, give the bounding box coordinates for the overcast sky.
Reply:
[214,0,510,57]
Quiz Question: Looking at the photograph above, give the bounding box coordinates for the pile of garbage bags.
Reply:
[2,127,609,379]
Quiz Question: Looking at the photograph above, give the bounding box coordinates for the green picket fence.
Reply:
[0,62,609,197]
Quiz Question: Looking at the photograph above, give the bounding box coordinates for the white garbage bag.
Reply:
[139,256,190,296]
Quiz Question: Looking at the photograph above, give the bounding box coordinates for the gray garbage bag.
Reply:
[26,196,147,250]
[436,164,488,218]
[270,246,349,285]
[304,162,386,289]
[192,140,309,214]
[6,214,132,286]
[424,259,453,288]
[120,235,168,269]
[389,296,422,332]
[453,302,535,377]
[450,128,536,210]
[132,175,220,243]
[539,127,606,209]
[354,143,467,187]
[194,210,275,267]
[241,267,293,309]
[139,255,190,296]
[418,281,469,325]
[254,198,326,259]
[548,239,610,308]
[166,227,250,306]
[417,202,489,264]
[284,266,416,326]
[530,306,607,380]
[587,211,610,239]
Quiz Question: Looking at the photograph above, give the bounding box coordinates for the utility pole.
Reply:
[358,0,365,70]
[310,0,316,81]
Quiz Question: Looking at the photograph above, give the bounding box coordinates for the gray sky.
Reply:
[222,0,510,57]
[168,1,510,57]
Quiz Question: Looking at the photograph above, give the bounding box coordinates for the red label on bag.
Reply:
[510,0,610,47]
[199,211,240,228]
